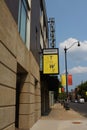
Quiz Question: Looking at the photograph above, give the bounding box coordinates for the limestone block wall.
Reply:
[25,52,41,128]
[0,1,17,130]
[18,54,41,128]
[0,1,41,130]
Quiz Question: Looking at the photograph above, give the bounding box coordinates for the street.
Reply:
[70,102,87,118]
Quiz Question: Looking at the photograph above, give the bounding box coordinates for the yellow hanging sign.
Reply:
[61,74,66,86]
[43,54,58,74]
[86,91,87,95]
[43,48,59,74]
[59,88,61,93]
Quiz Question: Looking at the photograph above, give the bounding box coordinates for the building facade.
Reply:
[0,0,49,130]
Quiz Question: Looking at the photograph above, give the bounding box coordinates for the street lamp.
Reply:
[64,41,80,99]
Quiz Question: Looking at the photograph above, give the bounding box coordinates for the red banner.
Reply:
[61,87,65,92]
[68,74,72,85]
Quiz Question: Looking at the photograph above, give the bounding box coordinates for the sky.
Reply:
[46,0,87,91]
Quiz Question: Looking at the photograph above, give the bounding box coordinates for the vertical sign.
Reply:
[68,74,72,85]
[59,88,61,93]
[43,48,59,74]
[61,74,66,86]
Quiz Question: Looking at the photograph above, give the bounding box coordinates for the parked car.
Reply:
[79,98,85,103]
[74,99,78,103]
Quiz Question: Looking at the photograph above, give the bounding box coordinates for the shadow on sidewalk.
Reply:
[41,103,86,120]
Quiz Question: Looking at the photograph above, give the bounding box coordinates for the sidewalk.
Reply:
[30,103,87,130]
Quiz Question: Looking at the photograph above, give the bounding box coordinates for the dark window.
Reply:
[18,0,28,43]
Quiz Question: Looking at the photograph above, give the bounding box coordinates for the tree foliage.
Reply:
[76,81,87,101]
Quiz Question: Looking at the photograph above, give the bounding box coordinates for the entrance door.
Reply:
[15,63,27,128]
[15,74,21,128]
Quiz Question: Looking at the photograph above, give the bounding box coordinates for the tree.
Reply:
[76,81,87,101]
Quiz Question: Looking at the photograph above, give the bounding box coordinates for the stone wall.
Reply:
[0,1,41,130]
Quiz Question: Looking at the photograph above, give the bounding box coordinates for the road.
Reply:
[70,102,87,118]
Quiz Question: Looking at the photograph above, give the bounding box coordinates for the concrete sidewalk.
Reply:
[30,103,87,130]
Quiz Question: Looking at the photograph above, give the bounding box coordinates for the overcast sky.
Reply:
[46,0,87,91]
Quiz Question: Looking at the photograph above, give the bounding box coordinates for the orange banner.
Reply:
[68,74,72,85]
[61,87,65,92]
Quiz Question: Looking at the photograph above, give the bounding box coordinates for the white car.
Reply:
[74,99,78,103]
[79,98,85,103]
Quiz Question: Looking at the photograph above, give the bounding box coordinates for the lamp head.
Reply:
[77,41,80,47]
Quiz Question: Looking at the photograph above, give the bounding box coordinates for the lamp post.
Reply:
[64,41,80,99]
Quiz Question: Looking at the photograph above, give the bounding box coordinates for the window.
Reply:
[18,0,28,43]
